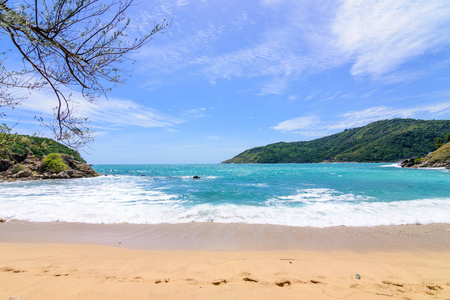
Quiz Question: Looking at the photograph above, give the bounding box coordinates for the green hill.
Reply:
[2,134,86,163]
[222,119,450,164]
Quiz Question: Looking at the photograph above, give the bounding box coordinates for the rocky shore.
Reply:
[0,148,99,182]
[401,143,450,169]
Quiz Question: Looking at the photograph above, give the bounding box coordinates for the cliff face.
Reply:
[401,143,450,169]
[0,148,99,182]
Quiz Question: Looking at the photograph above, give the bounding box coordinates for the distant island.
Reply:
[222,119,450,164]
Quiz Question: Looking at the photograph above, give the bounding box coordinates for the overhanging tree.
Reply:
[0,0,168,148]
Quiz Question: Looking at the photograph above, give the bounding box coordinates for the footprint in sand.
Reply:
[426,285,442,291]
[155,279,170,284]
[275,280,291,287]
[243,277,258,283]
[212,279,227,285]
[382,280,404,287]
[1,267,26,273]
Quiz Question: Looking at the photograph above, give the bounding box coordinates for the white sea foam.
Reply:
[379,163,401,168]
[1,178,449,227]
[1,172,450,227]
[174,198,450,227]
[240,183,268,188]
[268,188,372,204]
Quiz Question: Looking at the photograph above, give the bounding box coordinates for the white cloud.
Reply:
[133,0,450,92]
[16,89,204,129]
[181,107,207,119]
[258,76,290,95]
[272,102,450,133]
[332,0,450,78]
[271,115,320,132]
[177,0,189,6]
[331,103,450,130]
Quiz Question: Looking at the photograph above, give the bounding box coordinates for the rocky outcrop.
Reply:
[0,149,100,182]
[401,143,450,169]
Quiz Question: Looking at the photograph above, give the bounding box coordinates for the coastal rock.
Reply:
[10,153,27,163]
[14,168,33,178]
[401,143,450,170]
[0,150,100,182]
[400,158,416,168]
[0,159,12,172]
[25,147,34,157]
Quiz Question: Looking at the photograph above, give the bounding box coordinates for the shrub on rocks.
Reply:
[42,153,68,173]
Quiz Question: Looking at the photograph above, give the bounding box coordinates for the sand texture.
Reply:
[1,222,450,299]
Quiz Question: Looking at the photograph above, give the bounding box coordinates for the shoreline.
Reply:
[1,220,449,252]
[1,222,450,299]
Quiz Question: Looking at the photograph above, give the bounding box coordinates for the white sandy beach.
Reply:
[1,222,450,299]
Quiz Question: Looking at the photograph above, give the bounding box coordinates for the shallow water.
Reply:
[1,163,449,227]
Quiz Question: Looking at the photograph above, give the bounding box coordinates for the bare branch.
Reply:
[0,0,169,148]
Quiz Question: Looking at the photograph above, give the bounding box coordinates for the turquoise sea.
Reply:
[1,163,449,227]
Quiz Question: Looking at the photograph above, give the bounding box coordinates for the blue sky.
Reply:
[3,0,450,164]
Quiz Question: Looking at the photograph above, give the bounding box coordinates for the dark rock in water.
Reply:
[0,218,6,223]
[141,174,146,176]
[400,158,417,168]
[401,143,450,170]
[0,148,100,182]
[193,176,201,179]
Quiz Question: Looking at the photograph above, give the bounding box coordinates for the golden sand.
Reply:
[1,222,449,299]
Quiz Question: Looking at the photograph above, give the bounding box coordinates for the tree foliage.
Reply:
[0,123,19,159]
[435,137,444,149]
[42,153,67,173]
[0,0,168,148]
[1,132,86,162]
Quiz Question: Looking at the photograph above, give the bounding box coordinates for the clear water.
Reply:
[1,163,449,227]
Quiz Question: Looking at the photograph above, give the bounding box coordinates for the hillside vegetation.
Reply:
[3,134,86,163]
[222,119,450,163]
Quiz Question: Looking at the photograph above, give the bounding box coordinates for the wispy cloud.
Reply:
[331,103,450,130]
[16,89,205,129]
[332,0,450,78]
[134,0,450,92]
[271,115,320,132]
[272,102,450,134]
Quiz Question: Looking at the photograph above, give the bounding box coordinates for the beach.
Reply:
[1,222,450,299]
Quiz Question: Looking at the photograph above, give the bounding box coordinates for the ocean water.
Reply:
[1,163,449,227]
